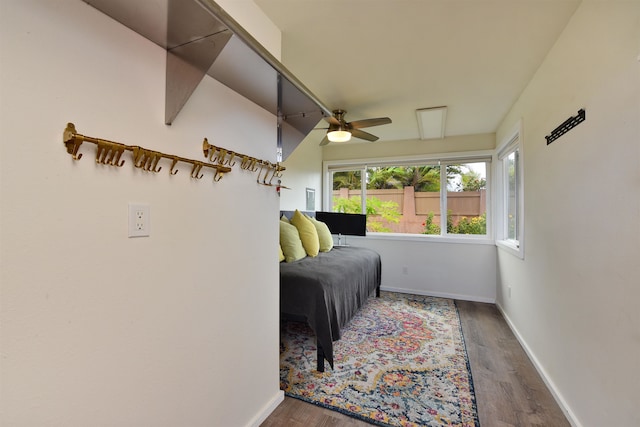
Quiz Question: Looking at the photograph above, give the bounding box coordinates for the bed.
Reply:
[279,245,381,372]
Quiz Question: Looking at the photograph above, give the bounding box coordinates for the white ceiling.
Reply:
[255,0,581,144]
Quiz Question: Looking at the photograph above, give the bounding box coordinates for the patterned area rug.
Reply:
[279,292,479,427]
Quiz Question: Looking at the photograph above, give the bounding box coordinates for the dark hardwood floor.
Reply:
[261,300,570,427]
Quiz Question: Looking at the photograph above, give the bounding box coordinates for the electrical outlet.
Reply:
[128,203,150,237]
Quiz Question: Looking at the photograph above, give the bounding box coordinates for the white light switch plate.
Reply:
[128,203,150,237]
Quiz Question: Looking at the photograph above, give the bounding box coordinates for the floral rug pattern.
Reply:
[279,292,479,427]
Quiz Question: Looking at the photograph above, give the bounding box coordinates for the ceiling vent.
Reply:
[416,106,447,140]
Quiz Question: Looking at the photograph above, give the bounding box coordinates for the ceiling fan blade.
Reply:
[349,117,392,129]
[324,115,341,126]
[351,128,379,142]
[319,135,331,146]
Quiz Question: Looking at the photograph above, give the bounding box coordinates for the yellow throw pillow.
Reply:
[279,244,285,262]
[279,221,307,262]
[280,214,290,223]
[291,210,320,257]
[310,217,333,252]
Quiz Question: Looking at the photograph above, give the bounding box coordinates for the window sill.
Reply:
[496,239,524,259]
[361,232,495,246]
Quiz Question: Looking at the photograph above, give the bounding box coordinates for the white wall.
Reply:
[0,1,283,426]
[216,0,281,59]
[279,133,324,210]
[348,236,496,303]
[495,1,640,426]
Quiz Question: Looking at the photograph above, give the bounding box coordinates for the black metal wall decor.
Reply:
[545,109,586,145]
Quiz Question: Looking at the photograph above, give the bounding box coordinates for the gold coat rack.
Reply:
[63,123,231,181]
[202,139,287,189]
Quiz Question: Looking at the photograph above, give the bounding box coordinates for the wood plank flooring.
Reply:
[261,300,570,427]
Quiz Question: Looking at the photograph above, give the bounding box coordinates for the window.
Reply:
[504,150,519,241]
[325,155,490,238]
[445,162,487,236]
[496,123,524,257]
[331,168,364,214]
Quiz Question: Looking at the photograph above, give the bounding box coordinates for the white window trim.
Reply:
[495,120,524,259]
[323,151,493,242]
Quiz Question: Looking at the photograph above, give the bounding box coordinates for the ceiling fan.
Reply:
[319,109,392,146]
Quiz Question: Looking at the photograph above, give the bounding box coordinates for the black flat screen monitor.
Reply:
[315,211,367,236]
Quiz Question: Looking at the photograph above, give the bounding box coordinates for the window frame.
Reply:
[495,121,524,258]
[323,151,493,244]
[328,165,367,214]
[439,159,491,238]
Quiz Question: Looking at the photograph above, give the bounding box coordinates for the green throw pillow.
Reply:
[291,210,320,257]
[310,217,333,252]
[279,221,306,262]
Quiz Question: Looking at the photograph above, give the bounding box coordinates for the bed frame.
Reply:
[279,211,381,371]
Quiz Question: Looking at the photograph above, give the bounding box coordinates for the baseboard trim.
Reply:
[246,390,284,427]
[380,286,495,304]
[495,302,582,427]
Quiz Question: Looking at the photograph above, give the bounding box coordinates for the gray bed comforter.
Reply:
[279,246,381,369]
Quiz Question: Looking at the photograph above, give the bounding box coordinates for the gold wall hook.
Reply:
[240,156,251,170]
[96,143,110,164]
[274,164,285,179]
[63,123,231,185]
[191,162,204,179]
[267,166,278,185]
[96,142,126,167]
[249,158,259,172]
[255,162,265,183]
[63,123,84,160]
[210,149,220,163]
[132,149,160,172]
[213,168,225,182]
[110,149,126,167]
[133,147,145,168]
[216,148,228,165]
[201,142,284,185]
[143,156,153,171]
[227,153,236,167]
[146,152,162,173]
[202,138,213,159]
[262,163,274,184]
[169,158,179,175]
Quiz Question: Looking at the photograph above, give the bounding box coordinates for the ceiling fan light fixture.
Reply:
[327,130,352,142]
